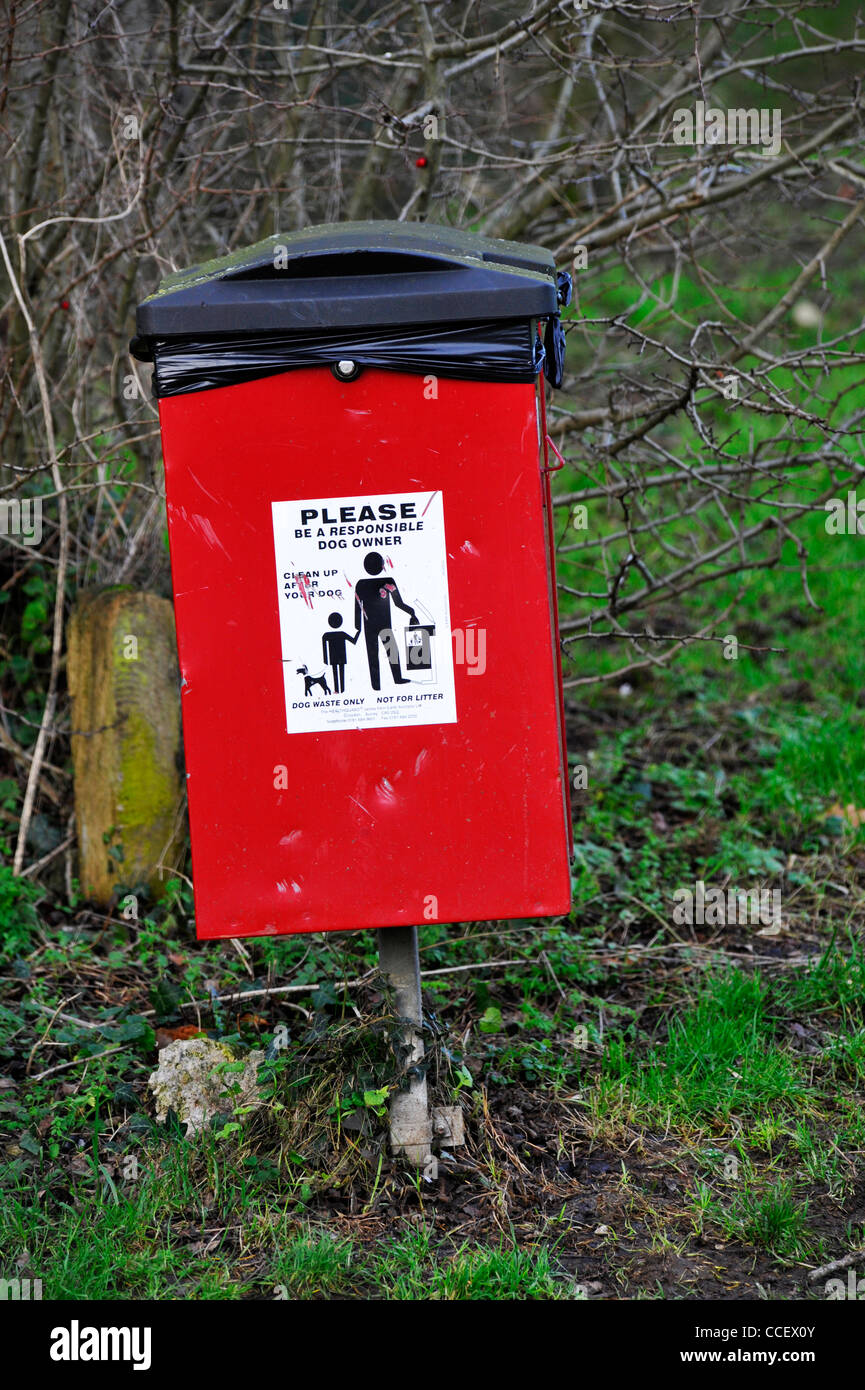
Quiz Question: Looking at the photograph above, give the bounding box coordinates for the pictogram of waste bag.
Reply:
[404,605,436,672]
[405,625,434,670]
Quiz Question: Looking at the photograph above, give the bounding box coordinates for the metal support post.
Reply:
[377,924,433,1170]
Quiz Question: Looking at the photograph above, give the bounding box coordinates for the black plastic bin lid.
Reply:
[130,222,572,394]
[133,221,558,341]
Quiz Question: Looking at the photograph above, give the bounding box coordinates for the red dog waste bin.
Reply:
[132,222,572,938]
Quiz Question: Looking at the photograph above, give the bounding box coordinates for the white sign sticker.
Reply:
[271,491,457,733]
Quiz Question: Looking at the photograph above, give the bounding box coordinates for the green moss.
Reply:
[117,707,177,823]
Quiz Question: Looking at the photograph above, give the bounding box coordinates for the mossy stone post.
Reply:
[67,588,184,906]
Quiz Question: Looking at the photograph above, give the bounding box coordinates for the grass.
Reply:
[0,1184,565,1300]
[691,1179,812,1260]
[598,971,808,1124]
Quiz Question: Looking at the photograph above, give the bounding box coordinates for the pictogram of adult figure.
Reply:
[354,552,418,691]
[322,612,358,694]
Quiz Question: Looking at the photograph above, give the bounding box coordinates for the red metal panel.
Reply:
[159,365,571,937]
[538,378,575,858]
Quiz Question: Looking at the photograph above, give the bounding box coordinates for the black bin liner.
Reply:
[136,318,547,398]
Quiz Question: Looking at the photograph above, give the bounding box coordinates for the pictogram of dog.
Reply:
[296,665,331,697]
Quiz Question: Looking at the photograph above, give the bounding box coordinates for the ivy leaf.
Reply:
[362,1087,389,1116]
[479,1006,503,1034]
[149,978,182,1021]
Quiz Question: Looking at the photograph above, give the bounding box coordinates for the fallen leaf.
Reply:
[238,1013,269,1029]
[823,802,865,828]
[155,1025,205,1049]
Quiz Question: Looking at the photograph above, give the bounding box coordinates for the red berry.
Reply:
[416,156,428,168]
[61,299,70,310]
